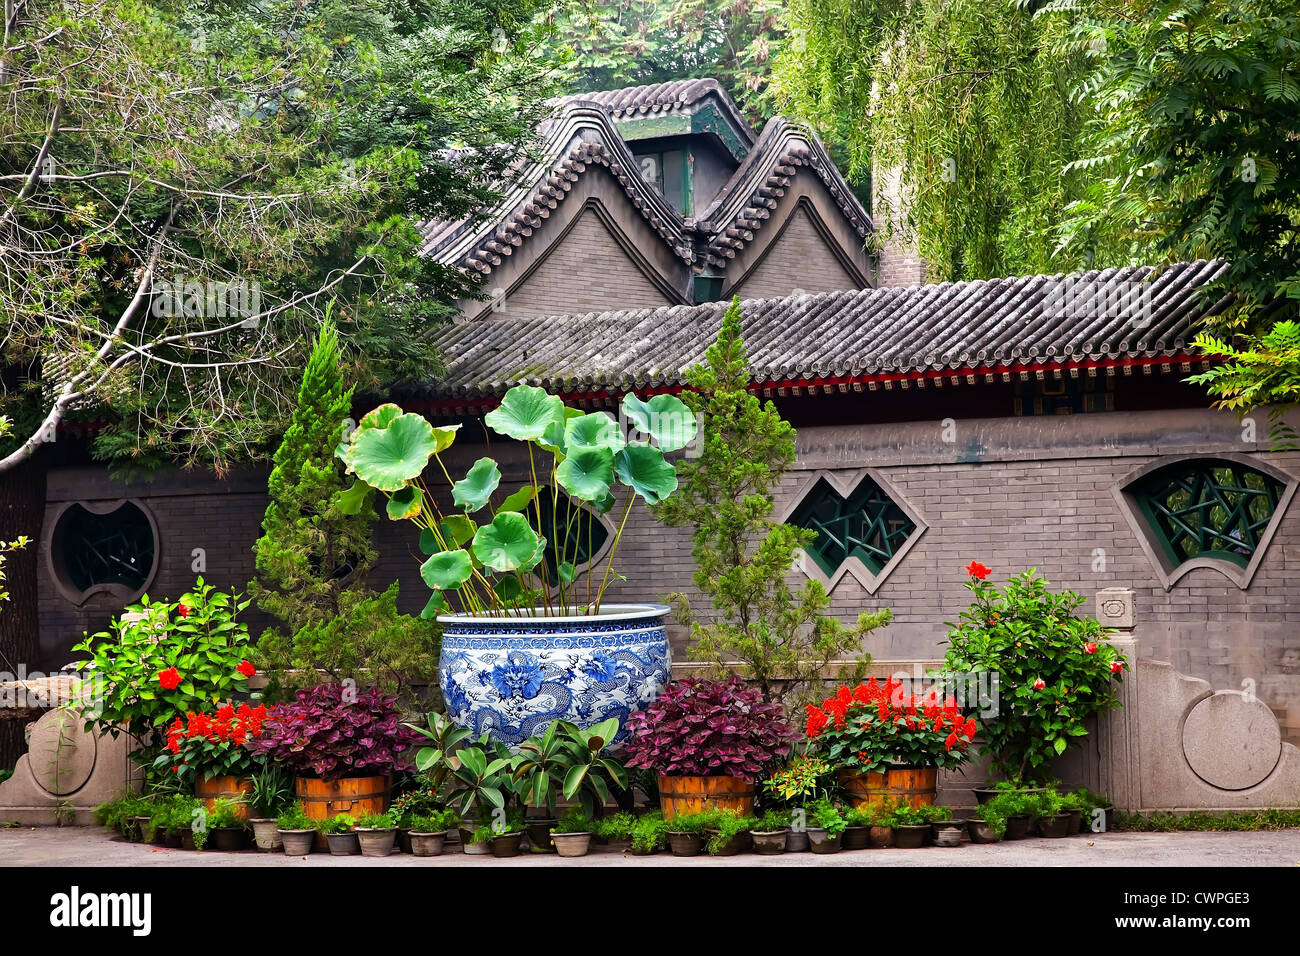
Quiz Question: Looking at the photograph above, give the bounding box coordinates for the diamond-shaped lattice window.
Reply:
[1134,460,1285,569]
[789,475,917,577]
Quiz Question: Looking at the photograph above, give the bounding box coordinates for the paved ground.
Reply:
[3,826,1299,866]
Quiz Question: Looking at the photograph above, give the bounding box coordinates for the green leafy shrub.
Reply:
[317,813,356,834]
[276,804,315,831]
[407,810,459,833]
[207,798,247,829]
[357,811,396,829]
[944,566,1126,783]
[552,807,593,835]
[807,798,846,837]
[886,804,928,828]
[755,808,793,831]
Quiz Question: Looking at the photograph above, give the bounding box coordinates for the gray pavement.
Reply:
[3,825,1299,866]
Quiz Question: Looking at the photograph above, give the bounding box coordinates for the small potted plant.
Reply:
[356,811,399,857]
[407,809,458,857]
[319,813,359,856]
[981,791,1034,840]
[925,804,963,847]
[762,755,834,853]
[1035,789,1074,839]
[1073,788,1115,834]
[806,798,845,854]
[489,812,528,858]
[207,797,249,852]
[888,803,930,849]
[704,809,758,856]
[843,806,873,850]
[628,811,669,856]
[865,800,896,848]
[749,809,791,855]
[550,807,595,858]
[248,766,293,851]
[277,803,317,856]
[623,678,797,821]
[592,812,634,851]
[664,811,708,857]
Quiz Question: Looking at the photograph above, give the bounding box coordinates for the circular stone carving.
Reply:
[27,710,96,796]
[1182,692,1282,791]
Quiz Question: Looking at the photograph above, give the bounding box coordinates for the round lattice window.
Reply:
[48,500,159,605]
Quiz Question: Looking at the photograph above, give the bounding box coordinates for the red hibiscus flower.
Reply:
[157,667,182,690]
[964,560,991,580]
[1110,660,1124,674]
[1083,642,1098,655]
[236,660,257,678]
[177,604,189,618]
[1032,677,1046,691]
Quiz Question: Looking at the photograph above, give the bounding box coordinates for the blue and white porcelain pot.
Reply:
[437,604,671,748]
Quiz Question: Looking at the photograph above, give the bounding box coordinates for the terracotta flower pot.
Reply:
[279,829,315,856]
[749,829,787,855]
[892,824,929,849]
[408,830,447,857]
[551,832,592,857]
[842,825,870,850]
[807,828,841,854]
[667,831,702,857]
[325,831,360,856]
[966,818,998,844]
[868,825,894,848]
[932,822,964,847]
[250,818,282,851]
[491,832,524,857]
[357,827,397,857]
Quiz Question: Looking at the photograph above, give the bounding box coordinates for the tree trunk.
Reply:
[0,449,46,769]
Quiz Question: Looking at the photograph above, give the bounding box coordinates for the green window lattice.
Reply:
[1134,460,1284,568]
[789,476,916,577]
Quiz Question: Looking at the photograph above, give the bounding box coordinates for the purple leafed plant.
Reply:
[621,677,798,780]
[251,683,421,781]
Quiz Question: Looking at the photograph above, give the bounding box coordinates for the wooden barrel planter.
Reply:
[195,776,253,821]
[657,775,754,821]
[294,775,392,822]
[840,767,937,810]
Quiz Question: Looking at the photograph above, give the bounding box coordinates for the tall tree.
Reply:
[653,298,891,707]
[544,0,787,122]
[250,322,438,704]
[775,0,1102,282]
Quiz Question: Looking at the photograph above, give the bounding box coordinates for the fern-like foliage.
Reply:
[1188,320,1300,450]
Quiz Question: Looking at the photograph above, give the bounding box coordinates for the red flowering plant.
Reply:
[153,703,270,787]
[621,678,798,779]
[804,677,977,773]
[71,578,256,775]
[942,564,1127,784]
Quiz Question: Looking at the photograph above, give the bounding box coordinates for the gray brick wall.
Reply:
[493,209,672,320]
[732,207,861,299]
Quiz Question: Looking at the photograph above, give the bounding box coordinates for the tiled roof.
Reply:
[417,81,871,279]
[408,260,1230,401]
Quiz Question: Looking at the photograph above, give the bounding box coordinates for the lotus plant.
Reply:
[338,384,695,617]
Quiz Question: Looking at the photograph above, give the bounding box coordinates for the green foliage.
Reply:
[979,790,1041,838]
[1045,0,1300,328]
[93,792,155,836]
[509,718,629,818]
[1117,808,1300,832]
[251,324,439,704]
[627,810,669,853]
[276,804,316,832]
[1188,321,1300,450]
[407,809,461,833]
[695,809,760,854]
[542,0,788,123]
[552,807,594,834]
[357,811,396,830]
[654,299,890,706]
[762,754,834,808]
[756,808,793,831]
[775,0,1099,281]
[346,385,692,616]
[943,568,1126,783]
[1,0,564,474]
[0,419,29,606]
[249,767,294,819]
[206,797,248,830]
[72,579,254,756]
[885,803,928,828]
[317,813,357,835]
[592,811,636,841]
[806,798,846,837]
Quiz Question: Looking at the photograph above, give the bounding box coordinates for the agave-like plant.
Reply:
[337,384,695,617]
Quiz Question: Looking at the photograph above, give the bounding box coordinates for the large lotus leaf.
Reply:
[472,512,542,573]
[498,485,538,513]
[614,444,678,504]
[621,393,697,452]
[387,485,423,520]
[452,457,501,511]
[441,514,477,548]
[356,403,404,433]
[593,490,617,515]
[347,412,439,492]
[565,412,625,454]
[336,480,371,516]
[538,406,583,458]
[421,550,474,590]
[556,446,614,502]
[485,385,566,442]
[494,576,522,601]
[419,591,449,620]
